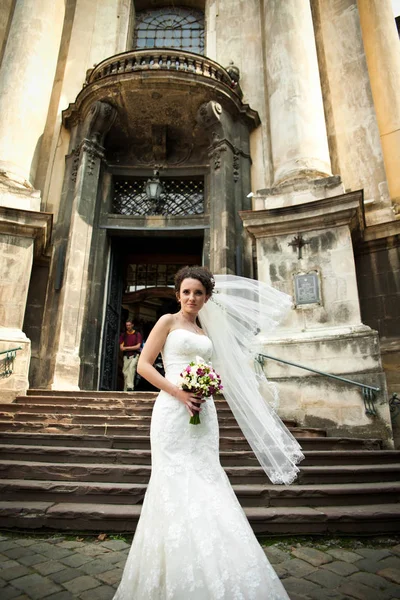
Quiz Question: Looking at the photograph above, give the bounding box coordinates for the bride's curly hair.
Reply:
[174,266,215,296]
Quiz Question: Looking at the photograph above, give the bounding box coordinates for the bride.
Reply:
[113,266,304,600]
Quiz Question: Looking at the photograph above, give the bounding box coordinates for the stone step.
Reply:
[5,403,157,416]
[0,444,397,467]
[0,500,398,535]
[297,464,400,484]
[0,420,324,438]
[0,411,241,427]
[0,445,255,466]
[26,390,159,397]
[21,392,225,405]
[15,395,226,408]
[301,449,400,465]
[1,460,398,485]
[1,479,399,507]
[0,460,266,485]
[11,399,297,429]
[2,402,237,419]
[0,431,382,451]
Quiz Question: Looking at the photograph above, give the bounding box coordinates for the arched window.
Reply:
[133,7,204,55]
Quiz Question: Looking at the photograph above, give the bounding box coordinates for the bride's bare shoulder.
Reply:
[155,313,176,331]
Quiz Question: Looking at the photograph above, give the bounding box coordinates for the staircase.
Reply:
[0,390,399,535]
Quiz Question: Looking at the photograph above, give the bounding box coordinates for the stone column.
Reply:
[263,0,332,186]
[0,0,64,199]
[357,0,400,214]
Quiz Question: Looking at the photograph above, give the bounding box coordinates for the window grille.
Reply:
[127,263,182,291]
[113,177,204,216]
[134,7,204,55]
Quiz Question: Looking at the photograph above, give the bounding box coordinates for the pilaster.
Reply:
[42,101,117,390]
[197,100,253,275]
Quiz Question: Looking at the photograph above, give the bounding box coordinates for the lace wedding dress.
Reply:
[113,329,290,600]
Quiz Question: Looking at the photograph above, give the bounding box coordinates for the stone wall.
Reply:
[356,242,400,339]
[355,231,400,446]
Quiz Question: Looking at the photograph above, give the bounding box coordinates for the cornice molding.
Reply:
[0,207,53,258]
[240,190,364,238]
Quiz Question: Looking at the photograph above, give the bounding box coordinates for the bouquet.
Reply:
[178,356,223,425]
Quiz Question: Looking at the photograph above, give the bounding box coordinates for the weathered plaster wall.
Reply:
[312,0,393,225]
[257,226,362,334]
[356,243,400,339]
[0,234,34,330]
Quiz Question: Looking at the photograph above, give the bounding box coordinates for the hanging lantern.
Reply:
[145,170,164,200]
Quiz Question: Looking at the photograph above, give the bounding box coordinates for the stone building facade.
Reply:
[0,0,399,445]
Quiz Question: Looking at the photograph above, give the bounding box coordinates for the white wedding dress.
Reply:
[113,329,290,600]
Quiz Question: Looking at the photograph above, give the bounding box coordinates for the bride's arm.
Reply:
[137,314,204,416]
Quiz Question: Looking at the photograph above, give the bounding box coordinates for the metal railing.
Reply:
[389,393,400,420]
[0,347,22,378]
[256,353,380,416]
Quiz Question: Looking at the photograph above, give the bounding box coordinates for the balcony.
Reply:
[88,49,242,98]
[62,49,259,167]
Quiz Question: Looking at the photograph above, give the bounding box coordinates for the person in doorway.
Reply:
[119,320,143,392]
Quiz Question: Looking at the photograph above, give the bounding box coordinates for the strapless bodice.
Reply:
[162,328,213,382]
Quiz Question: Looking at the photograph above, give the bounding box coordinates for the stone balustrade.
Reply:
[88,49,240,95]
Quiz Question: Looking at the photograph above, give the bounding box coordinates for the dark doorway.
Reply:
[100,233,203,391]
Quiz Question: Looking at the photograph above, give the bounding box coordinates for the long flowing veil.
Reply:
[199,274,304,485]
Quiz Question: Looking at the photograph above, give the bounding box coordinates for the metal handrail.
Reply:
[0,347,22,356]
[256,352,380,416]
[0,346,22,378]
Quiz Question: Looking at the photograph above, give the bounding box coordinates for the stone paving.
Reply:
[0,533,399,599]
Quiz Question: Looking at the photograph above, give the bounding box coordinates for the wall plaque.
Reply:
[294,272,320,306]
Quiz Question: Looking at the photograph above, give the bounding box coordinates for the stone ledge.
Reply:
[240,190,364,237]
[0,206,52,258]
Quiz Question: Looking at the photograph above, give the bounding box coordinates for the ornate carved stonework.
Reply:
[71,148,80,183]
[86,101,117,146]
[70,139,105,182]
[233,146,240,182]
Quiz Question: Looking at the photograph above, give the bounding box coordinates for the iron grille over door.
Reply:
[99,248,123,391]
[126,263,184,292]
[113,177,204,216]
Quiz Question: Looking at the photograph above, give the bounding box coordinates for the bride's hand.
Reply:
[174,389,205,417]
